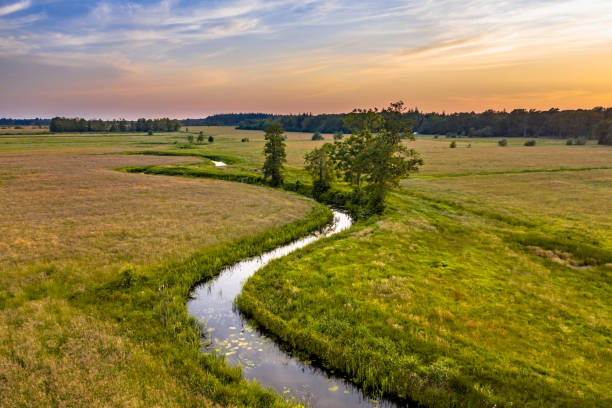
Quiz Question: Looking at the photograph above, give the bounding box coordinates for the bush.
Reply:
[241,137,249,142]
[524,140,536,146]
[333,131,344,140]
[434,135,439,139]
[186,134,194,144]
[449,141,457,148]
[148,130,153,136]
[566,139,573,146]
[574,137,586,145]
[498,139,508,146]
[208,136,214,143]
[197,132,204,143]
[312,132,324,141]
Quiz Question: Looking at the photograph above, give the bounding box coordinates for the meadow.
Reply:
[1,127,610,407]
[0,131,330,407]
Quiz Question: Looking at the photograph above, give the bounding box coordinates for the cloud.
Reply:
[0,0,30,16]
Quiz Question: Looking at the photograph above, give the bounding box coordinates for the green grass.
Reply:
[238,182,611,407]
[3,127,611,407]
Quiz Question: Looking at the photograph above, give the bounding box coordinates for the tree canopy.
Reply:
[262,123,287,187]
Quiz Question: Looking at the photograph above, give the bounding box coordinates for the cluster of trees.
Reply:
[0,118,50,126]
[593,120,612,145]
[238,113,347,133]
[263,102,423,215]
[49,117,181,133]
[181,113,272,126]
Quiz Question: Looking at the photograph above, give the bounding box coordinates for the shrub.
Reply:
[197,132,204,143]
[241,137,249,142]
[333,131,344,140]
[566,139,573,146]
[524,139,536,146]
[449,141,457,148]
[311,132,324,141]
[434,135,439,139]
[498,139,508,147]
[574,137,587,145]
[186,134,194,144]
[148,130,153,135]
[208,135,214,143]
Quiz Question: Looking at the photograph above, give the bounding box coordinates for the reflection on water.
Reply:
[187,211,397,408]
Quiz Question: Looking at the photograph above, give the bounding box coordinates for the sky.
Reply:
[1,0,612,119]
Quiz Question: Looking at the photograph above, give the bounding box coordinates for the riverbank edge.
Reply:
[78,166,333,407]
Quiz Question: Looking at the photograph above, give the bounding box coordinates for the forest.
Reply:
[181,113,273,126]
[49,117,181,132]
[196,108,612,144]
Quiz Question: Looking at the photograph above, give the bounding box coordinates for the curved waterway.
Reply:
[187,210,398,408]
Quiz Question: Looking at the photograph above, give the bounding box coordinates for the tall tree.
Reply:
[333,101,422,214]
[263,123,287,187]
[304,143,334,198]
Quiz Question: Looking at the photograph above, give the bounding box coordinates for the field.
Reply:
[0,131,328,407]
[229,130,611,406]
[1,127,611,407]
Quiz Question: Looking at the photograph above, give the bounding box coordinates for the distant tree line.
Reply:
[238,113,348,133]
[193,107,612,144]
[0,118,50,126]
[181,113,273,126]
[414,108,612,139]
[49,117,181,133]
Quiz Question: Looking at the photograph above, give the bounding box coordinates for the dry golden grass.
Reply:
[404,138,612,175]
[0,143,315,407]
[0,125,48,134]
[0,151,313,291]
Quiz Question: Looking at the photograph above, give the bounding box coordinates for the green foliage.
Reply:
[263,124,287,187]
[147,130,153,136]
[449,141,457,148]
[333,131,344,140]
[311,132,324,141]
[324,101,422,215]
[187,134,194,144]
[49,117,180,132]
[197,131,204,143]
[498,138,508,146]
[524,139,536,146]
[304,143,334,198]
[592,119,612,145]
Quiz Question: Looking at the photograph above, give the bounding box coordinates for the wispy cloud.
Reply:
[1,0,611,117]
[0,0,30,17]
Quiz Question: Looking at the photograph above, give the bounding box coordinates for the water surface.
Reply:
[187,211,397,408]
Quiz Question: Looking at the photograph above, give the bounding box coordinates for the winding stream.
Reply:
[187,210,397,408]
